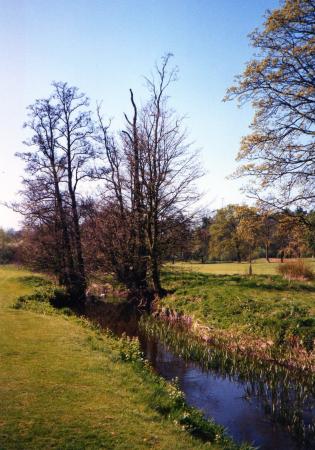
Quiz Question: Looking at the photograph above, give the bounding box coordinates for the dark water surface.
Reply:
[82,300,315,450]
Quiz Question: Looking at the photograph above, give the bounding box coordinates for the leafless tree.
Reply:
[96,54,202,300]
[16,83,96,303]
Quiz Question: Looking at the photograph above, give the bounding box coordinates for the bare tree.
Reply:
[137,54,202,293]
[96,55,202,300]
[16,98,74,286]
[95,104,149,297]
[52,82,95,300]
[16,83,96,303]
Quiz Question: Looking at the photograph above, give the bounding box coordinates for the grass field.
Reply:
[0,265,233,450]
[1,263,312,448]
[170,258,315,276]
[161,261,315,351]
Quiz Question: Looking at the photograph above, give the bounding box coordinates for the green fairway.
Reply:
[169,259,315,276]
[0,265,229,450]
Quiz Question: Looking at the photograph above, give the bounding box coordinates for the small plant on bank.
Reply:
[118,334,144,362]
[277,259,314,281]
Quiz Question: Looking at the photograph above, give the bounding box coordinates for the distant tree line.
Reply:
[6,204,315,273]
[173,205,315,269]
[0,228,20,264]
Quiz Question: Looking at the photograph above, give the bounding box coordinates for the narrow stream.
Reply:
[82,299,315,450]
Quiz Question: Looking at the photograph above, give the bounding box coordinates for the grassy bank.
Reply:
[160,263,315,369]
[0,265,251,450]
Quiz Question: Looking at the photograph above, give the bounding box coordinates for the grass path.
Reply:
[0,266,221,450]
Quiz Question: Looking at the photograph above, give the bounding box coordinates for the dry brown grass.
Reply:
[277,259,314,281]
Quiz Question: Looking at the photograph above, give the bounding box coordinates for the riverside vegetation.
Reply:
[158,261,315,369]
[0,265,253,450]
[140,317,315,446]
[138,260,315,447]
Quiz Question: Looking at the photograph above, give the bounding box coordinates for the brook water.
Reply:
[82,299,315,450]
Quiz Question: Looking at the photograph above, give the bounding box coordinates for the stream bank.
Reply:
[82,298,315,450]
[154,306,315,373]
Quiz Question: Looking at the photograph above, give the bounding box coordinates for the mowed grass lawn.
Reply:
[0,265,221,450]
[171,258,315,276]
[161,261,315,347]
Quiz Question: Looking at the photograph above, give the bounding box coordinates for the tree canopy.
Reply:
[226,0,315,210]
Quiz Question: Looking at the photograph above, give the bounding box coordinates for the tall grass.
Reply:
[277,259,314,281]
[140,316,315,447]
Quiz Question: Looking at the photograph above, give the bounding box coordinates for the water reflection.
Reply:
[82,299,315,450]
[141,318,315,449]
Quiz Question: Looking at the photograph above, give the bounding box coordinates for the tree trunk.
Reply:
[66,136,86,303]
[265,243,270,262]
[151,253,162,296]
[52,171,75,298]
[130,88,148,295]
[69,189,87,302]
[248,249,253,275]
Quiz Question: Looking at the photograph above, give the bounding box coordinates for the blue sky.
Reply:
[0,0,278,228]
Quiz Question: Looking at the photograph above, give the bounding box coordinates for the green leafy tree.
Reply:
[305,211,315,256]
[209,205,246,262]
[236,206,262,275]
[258,210,277,262]
[226,0,315,210]
[274,212,310,260]
[193,216,212,263]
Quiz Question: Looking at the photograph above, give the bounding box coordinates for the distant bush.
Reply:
[277,259,314,281]
[0,246,15,264]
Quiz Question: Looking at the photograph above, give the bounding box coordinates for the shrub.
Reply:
[277,259,314,281]
[14,285,69,309]
[0,246,15,264]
